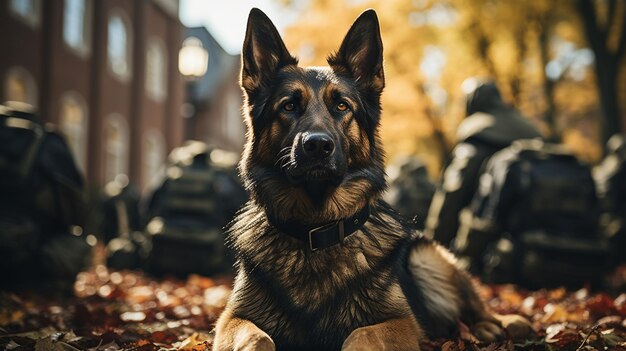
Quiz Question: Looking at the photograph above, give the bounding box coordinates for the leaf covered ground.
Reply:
[1,266,625,351]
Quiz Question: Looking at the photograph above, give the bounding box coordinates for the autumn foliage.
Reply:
[282,0,626,173]
[1,266,625,350]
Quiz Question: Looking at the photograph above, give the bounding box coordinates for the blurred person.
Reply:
[594,134,626,265]
[99,174,146,270]
[141,141,247,277]
[454,140,609,288]
[0,102,91,292]
[424,79,542,247]
[99,174,142,243]
[385,156,435,230]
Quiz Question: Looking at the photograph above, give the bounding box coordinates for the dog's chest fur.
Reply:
[227,201,415,350]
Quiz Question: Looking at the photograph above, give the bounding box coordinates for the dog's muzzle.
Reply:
[285,132,345,184]
[302,132,335,160]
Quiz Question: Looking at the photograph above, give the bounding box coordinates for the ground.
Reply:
[1,266,625,351]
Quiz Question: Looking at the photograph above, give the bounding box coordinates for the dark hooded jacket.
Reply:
[594,134,626,261]
[595,135,626,218]
[424,82,542,247]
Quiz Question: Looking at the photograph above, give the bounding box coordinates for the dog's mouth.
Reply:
[286,164,344,185]
[303,166,335,181]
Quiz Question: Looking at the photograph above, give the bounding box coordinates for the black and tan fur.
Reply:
[213,8,533,351]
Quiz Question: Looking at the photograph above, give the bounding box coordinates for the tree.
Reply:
[281,0,609,171]
[577,0,626,147]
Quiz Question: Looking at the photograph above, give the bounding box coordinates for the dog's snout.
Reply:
[302,132,335,159]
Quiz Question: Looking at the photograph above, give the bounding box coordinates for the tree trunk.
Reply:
[539,24,561,141]
[577,0,624,149]
[509,33,525,107]
[595,56,621,145]
[428,114,450,166]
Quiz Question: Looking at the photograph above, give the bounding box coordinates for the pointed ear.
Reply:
[328,9,384,93]
[241,8,297,95]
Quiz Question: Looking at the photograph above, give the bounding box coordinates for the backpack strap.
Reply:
[0,116,45,178]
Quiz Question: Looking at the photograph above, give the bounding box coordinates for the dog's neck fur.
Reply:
[228,200,410,275]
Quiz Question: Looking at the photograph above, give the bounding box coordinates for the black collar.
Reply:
[267,205,371,251]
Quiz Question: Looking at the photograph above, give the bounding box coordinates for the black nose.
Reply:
[302,132,335,159]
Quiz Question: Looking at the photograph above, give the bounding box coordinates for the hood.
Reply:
[456,108,542,147]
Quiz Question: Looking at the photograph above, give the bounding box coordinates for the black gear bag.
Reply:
[456,140,610,288]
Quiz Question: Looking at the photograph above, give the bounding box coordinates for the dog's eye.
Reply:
[283,102,296,112]
[336,101,350,112]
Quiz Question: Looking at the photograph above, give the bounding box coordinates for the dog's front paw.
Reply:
[232,332,275,351]
[472,320,504,342]
[472,314,535,343]
[342,327,385,351]
[496,314,536,342]
[341,323,420,351]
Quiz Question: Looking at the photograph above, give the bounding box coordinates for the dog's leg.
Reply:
[341,316,422,351]
[213,309,275,351]
[447,255,535,342]
[405,242,534,343]
[459,290,534,343]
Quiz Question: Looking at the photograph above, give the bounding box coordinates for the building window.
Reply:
[9,0,42,28]
[4,66,38,106]
[145,37,168,102]
[104,114,129,183]
[63,0,91,57]
[143,131,165,186]
[107,10,132,81]
[59,92,89,172]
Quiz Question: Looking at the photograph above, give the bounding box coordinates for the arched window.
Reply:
[143,130,165,186]
[59,92,89,172]
[104,114,129,183]
[145,37,168,101]
[9,0,41,28]
[63,0,92,56]
[4,66,38,106]
[107,10,132,81]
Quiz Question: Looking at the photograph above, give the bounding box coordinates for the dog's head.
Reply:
[240,8,386,223]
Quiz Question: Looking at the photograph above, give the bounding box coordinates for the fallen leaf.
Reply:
[35,336,81,351]
[176,332,211,351]
[541,303,569,323]
[120,311,146,322]
[587,294,617,316]
[441,340,461,351]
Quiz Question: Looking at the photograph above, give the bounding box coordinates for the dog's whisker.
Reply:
[283,159,297,171]
[274,146,294,168]
[274,154,290,168]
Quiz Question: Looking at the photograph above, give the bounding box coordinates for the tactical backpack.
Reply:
[142,142,247,277]
[455,140,610,288]
[0,103,90,288]
[594,134,626,265]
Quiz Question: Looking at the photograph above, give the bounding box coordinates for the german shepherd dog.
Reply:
[213,8,533,351]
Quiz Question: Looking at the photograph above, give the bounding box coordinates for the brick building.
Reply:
[0,0,185,189]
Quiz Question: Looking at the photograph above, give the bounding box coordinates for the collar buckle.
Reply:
[308,220,344,252]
